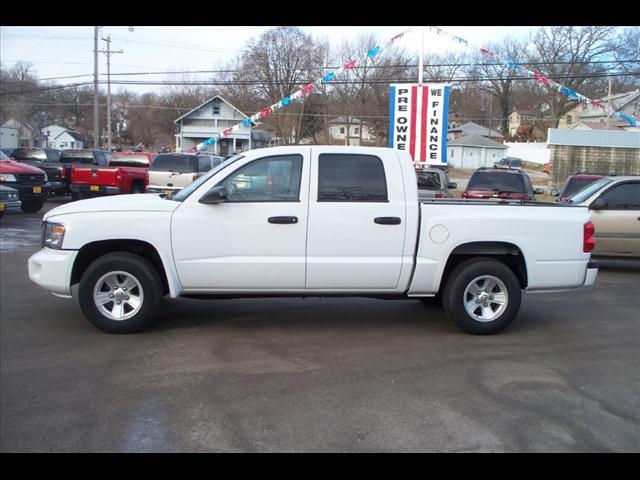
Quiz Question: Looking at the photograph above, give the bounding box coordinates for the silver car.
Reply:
[417,168,457,200]
[567,176,640,258]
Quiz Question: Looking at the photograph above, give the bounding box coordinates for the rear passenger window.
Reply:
[601,183,640,209]
[318,154,387,202]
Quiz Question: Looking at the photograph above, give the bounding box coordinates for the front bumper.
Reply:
[3,182,52,201]
[28,248,78,296]
[583,260,598,287]
[70,184,123,196]
[0,200,22,213]
[48,181,69,195]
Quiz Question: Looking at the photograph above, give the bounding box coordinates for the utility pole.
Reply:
[93,27,100,149]
[98,35,123,152]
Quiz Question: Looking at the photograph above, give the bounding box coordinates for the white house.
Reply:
[174,95,254,155]
[447,134,508,169]
[328,116,375,146]
[41,125,85,150]
[0,127,19,149]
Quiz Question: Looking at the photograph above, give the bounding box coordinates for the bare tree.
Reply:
[528,26,617,126]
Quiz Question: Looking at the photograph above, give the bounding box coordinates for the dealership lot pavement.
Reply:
[1,198,639,452]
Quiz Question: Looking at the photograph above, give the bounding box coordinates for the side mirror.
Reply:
[534,187,545,195]
[550,189,559,196]
[590,197,608,210]
[199,185,228,204]
[448,182,457,189]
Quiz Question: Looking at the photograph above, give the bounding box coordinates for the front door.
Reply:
[591,181,640,256]
[171,152,310,290]
[305,149,407,290]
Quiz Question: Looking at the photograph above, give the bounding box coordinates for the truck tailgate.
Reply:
[72,167,120,187]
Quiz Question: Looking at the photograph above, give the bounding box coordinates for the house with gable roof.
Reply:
[174,95,256,155]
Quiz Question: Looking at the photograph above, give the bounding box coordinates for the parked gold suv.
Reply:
[566,176,640,258]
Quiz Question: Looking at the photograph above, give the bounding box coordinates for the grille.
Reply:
[15,173,45,184]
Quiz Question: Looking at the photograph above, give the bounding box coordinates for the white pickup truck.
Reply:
[29,146,598,335]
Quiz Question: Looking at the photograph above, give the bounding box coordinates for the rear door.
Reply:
[591,181,640,255]
[305,149,407,290]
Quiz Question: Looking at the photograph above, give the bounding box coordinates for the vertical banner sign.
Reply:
[389,83,451,166]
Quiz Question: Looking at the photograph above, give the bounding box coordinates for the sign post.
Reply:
[388,83,451,168]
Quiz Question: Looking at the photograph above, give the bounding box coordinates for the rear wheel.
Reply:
[442,258,521,335]
[78,252,163,333]
[130,183,144,194]
[20,199,45,213]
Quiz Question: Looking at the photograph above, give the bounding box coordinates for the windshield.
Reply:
[60,152,95,164]
[561,177,602,197]
[568,178,613,203]
[110,154,151,167]
[467,171,526,192]
[169,154,244,202]
[150,155,195,172]
[417,172,442,190]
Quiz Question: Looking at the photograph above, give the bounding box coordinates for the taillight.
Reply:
[60,169,67,178]
[146,171,149,184]
[583,221,595,253]
[435,193,444,198]
[461,192,468,198]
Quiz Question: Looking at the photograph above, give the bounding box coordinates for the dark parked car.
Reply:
[462,167,543,201]
[494,156,523,169]
[9,147,69,195]
[416,167,457,199]
[552,173,608,202]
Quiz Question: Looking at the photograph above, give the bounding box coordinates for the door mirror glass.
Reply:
[448,182,457,189]
[199,186,228,204]
[590,197,608,210]
[534,187,545,195]
[550,189,559,196]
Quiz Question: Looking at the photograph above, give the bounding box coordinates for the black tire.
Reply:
[78,252,163,333]
[20,199,45,213]
[130,183,144,194]
[71,192,80,201]
[442,258,522,335]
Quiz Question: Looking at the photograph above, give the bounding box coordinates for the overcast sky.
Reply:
[1,25,539,94]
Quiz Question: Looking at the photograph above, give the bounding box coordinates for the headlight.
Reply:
[8,193,17,199]
[0,173,17,182]
[42,221,66,249]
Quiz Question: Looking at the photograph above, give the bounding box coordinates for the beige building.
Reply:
[558,89,640,130]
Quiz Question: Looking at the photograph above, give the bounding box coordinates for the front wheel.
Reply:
[20,199,45,213]
[442,258,522,335]
[78,252,163,333]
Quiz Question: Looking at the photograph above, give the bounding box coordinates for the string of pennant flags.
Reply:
[190,27,416,151]
[190,25,637,152]
[427,26,639,128]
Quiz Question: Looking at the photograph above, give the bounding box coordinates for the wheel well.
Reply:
[439,242,528,291]
[71,240,170,295]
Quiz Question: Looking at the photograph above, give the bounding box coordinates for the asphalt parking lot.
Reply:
[1,197,639,452]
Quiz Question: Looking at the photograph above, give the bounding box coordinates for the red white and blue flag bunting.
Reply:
[429,26,639,128]
[388,83,451,165]
[191,27,416,152]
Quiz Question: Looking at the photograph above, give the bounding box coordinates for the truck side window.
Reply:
[198,157,212,173]
[318,154,387,202]
[600,182,640,210]
[221,154,303,202]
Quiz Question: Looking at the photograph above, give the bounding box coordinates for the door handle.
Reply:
[374,217,402,225]
[268,216,298,224]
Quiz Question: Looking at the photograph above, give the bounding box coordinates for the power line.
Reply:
[2,71,638,96]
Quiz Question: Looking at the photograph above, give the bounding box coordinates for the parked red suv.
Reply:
[462,168,543,201]
[0,150,51,212]
[70,151,156,198]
